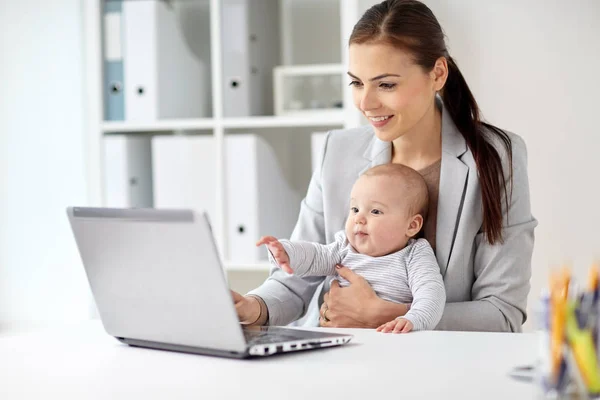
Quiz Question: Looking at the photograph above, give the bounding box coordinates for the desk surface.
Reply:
[0,321,536,400]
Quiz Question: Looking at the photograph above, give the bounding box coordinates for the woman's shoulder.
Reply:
[315,125,377,178]
[482,125,528,164]
[323,125,375,155]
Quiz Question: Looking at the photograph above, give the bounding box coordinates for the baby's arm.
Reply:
[402,239,446,331]
[258,231,346,277]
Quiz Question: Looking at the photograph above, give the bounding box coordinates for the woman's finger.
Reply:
[329,279,341,292]
[335,264,361,284]
[319,315,330,327]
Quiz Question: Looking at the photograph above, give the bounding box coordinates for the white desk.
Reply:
[0,321,536,399]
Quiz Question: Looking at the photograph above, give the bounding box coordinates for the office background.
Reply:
[0,0,599,332]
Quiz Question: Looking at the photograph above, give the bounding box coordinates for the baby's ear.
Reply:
[406,214,424,238]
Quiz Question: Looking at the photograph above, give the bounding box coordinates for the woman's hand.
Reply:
[231,290,261,325]
[256,236,293,274]
[319,265,410,328]
[319,265,378,328]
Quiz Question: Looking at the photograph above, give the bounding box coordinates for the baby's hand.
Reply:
[376,317,414,334]
[256,236,293,274]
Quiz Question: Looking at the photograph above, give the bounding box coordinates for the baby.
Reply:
[257,163,446,333]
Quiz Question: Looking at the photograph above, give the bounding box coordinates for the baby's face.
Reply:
[345,174,413,257]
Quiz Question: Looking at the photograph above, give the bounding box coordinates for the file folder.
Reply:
[103,135,154,208]
[221,0,280,117]
[226,134,302,262]
[121,0,210,121]
[103,1,125,121]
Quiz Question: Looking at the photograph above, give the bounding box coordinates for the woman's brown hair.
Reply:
[350,0,512,244]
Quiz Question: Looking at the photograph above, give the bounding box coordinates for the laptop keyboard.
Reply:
[243,329,304,345]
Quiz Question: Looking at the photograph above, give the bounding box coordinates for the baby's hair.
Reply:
[362,163,429,220]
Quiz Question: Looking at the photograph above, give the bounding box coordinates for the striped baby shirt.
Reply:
[275,230,446,331]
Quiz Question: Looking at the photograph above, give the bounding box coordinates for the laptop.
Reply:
[66,207,353,358]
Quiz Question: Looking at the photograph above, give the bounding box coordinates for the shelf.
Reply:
[274,63,345,76]
[222,113,345,129]
[101,114,346,133]
[224,262,271,271]
[102,118,215,133]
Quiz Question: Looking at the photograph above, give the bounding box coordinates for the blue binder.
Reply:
[103,0,125,121]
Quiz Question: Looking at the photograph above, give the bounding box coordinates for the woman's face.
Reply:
[348,42,439,142]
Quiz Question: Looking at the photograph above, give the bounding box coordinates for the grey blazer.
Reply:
[249,101,537,332]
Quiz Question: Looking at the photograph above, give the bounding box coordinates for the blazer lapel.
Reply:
[436,103,469,275]
[359,133,391,177]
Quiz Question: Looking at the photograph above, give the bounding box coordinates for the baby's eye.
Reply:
[351,207,359,213]
[371,209,382,215]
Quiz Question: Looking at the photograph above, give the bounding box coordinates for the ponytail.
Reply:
[442,57,513,244]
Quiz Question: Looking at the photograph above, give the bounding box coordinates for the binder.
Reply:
[103,135,154,208]
[226,134,302,262]
[151,134,302,263]
[121,0,210,121]
[103,1,125,121]
[221,0,280,117]
[151,135,217,224]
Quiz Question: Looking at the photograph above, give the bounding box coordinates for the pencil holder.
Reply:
[535,267,600,400]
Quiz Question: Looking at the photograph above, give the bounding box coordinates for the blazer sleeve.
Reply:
[436,134,538,332]
[246,133,332,326]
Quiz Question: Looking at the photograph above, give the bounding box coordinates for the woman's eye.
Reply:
[348,80,362,87]
[351,207,359,213]
[371,209,382,215]
[379,82,396,90]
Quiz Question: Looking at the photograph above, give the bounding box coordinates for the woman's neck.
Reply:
[391,101,442,170]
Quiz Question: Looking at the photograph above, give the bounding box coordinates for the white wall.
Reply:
[357,0,600,328]
[0,0,91,330]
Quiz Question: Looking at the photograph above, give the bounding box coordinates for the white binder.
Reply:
[151,135,218,231]
[151,134,302,263]
[122,0,209,121]
[221,0,280,117]
[226,135,302,263]
[103,135,154,208]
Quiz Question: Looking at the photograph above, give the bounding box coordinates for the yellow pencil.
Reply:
[550,267,570,385]
[588,265,598,292]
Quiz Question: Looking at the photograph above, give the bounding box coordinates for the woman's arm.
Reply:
[437,134,537,332]
[243,133,334,326]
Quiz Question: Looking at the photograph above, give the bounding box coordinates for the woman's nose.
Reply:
[359,87,380,112]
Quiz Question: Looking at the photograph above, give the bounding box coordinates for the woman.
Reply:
[231,0,537,332]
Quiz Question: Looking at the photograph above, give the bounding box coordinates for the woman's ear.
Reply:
[431,57,448,92]
[406,214,424,238]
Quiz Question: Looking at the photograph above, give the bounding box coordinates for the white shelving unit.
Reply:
[82,0,370,271]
